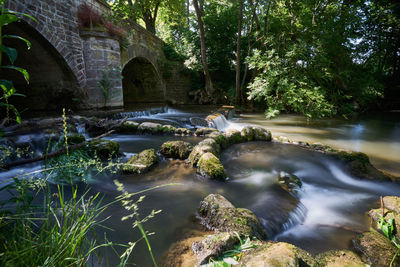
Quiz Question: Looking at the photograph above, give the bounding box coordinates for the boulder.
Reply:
[174,128,191,135]
[192,232,238,265]
[382,196,400,213]
[278,171,302,193]
[316,250,365,267]
[118,121,139,133]
[88,139,119,159]
[352,230,399,267]
[197,194,267,240]
[122,149,158,174]
[225,129,243,145]
[197,152,226,180]
[137,122,162,134]
[241,126,256,141]
[188,139,220,166]
[161,125,176,134]
[207,131,228,149]
[240,242,316,267]
[160,141,192,160]
[253,127,272,141]
[194,127,219,136]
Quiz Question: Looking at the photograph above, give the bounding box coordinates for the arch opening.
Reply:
[2,21,80,112]
[122,57,164,105]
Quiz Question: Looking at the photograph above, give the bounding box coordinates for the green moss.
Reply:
[68,134,85,145]
[119,121,139,133]
[88,139,119,159]
[122,148,158,174]
[197,152,226,180]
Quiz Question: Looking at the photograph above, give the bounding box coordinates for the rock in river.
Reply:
[160,141,192,160]
[197,152,226,180]
[122,148,158,174]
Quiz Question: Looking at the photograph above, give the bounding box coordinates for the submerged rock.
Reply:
[278,171,302,193]
[353,230,399,266]
[122,149,158,174]
[194,127,219,136]
[192,232,238,265]
[197,152,226,180]
[240,241,316,267]
[118,121,139,133]
[225,129,243,144]
[88,139,119,159]
[160,141,192,160]
[316,250,365,267]
[188,138,220,166]
[197,194,267,240]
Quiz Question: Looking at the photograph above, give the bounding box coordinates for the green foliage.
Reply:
[378,216,400,266]
[209,233,258,267]
[0,1,35,124]
[97,65,123,105]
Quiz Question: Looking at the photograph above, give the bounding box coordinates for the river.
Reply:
[1,107,399,266]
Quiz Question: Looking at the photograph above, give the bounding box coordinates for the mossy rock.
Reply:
[160,141,192,160]
[316,250,365,267]
[207,131,228,149]
[330,150,391,181]
[225,129,243,145]
[240,241,316,267]
[174,127,191,135]
[241,126,256,141]
[278,171,302,194]
[67,134,85,145]
[118,121,139,133]
[159,124,176,134]
[253,127,272,141]
[122,148,158,174]
[188,139,220,166]
[197,194,267,240]
[194,127,219,136]
[197,152,226,180]
[138,122,163,134]
[382,196,400,213]
[352,230,399,266]
[192,232,238,265]
[88,139,119,159]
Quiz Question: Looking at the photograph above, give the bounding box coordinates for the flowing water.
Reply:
[1,107,400,266]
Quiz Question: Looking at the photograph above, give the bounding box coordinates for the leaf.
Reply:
[0,13,18,26]
[1,66,29,83]
[0,45,17,63]
[5,10,37,22]
[3,35,32,49]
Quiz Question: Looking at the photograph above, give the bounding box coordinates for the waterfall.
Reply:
[209,114,243,132]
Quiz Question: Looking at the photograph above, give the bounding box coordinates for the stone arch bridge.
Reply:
[4,0,189,110]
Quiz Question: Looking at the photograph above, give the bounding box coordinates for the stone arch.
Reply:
[5,0,86,88]
[3,21,81,110]
[122,57,165,104]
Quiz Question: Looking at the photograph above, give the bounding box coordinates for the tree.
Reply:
[235,0,243,105]
[193,0,214,98]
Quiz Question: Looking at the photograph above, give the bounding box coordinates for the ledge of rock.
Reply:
[122,149,158,174]
[197,194,267,240]
[353,230,399,266]
[160,141,192,160]
[316,250,365,267]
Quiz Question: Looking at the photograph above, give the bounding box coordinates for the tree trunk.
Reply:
[235,0,243,105]
[193,0,214,96]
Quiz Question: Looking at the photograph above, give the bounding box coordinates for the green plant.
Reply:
[97,65,123,106]
[0,0,35,125]
[209,233,258,266]
[378,216,400,266]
